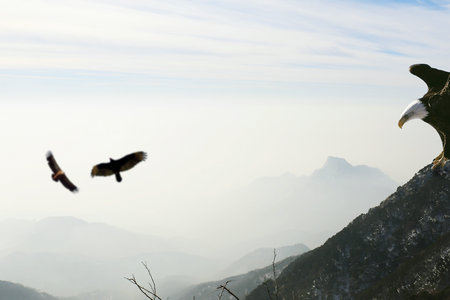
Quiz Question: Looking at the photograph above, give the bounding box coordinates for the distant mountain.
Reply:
[246,164,450,299]
[0,280,141,300]
[0,216,224,298]
[0,251,136,298]
[0,219,34,257]
[171,254,301,300]
[63,289,139,300]
[311,156,386,179]
[8,216,175,259]
[218,243,309,277]
[0,281,59,300]
[172,243,309,300]
[220,156,397,251]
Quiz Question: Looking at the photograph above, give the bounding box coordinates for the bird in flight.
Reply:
[398,64,450,169]
[46,151,78,193]
[91,151,147,182]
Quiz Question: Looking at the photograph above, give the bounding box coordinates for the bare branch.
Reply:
[142,261,158,297]
[262,248,280,300]
[217,280,240,300]
[272,248,280,300]
[217,285,225,300]
[125,262,163,300]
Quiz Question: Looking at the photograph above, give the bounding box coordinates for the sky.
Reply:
[1,0,450,241]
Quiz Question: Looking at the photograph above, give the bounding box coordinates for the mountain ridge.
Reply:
[0,281,59,300]
[171,253,301,300]
[217,243,309,278]
[227,156,398,250]
[246,164,450,299]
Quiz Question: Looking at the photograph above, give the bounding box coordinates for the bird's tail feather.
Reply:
[115,173,122,182]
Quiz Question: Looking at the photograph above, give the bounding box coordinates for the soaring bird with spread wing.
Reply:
[46,151,78,193]
[399,64,450,168]
[91,151,147,182]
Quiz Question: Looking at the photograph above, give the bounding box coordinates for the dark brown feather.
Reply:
[46,151,61,173]
[117,151,147,172]
[91,163,115,177]
[59,173,79,192]
[409,65,450,167]
[410,64,450,95]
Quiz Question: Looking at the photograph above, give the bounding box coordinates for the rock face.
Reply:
[246,165,450,299]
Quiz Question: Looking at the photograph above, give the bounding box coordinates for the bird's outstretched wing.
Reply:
[117,151,147,172]
[91,163,115,177]
[410,64,450,94]
[46,151,61,173]
[59,173,79,192]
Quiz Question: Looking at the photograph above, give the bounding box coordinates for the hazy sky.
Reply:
[1,0,450,240]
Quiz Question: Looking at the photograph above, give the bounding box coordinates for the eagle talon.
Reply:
[432,156,448,169]
[433,151,444,164]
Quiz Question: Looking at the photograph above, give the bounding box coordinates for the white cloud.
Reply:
[1,0,450,87]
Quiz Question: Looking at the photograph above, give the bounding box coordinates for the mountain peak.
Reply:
[322,156,352,170]
[311,156,360,178]
[310,156,394,185]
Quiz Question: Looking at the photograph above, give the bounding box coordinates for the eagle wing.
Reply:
[91,163,116,177]
[117,151,147,172]
[59,173,79,192]
[416,67,450,159]
[46,151,61,173]
[410,64,450,94]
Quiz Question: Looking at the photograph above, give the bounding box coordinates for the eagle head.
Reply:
[398,99,429,128]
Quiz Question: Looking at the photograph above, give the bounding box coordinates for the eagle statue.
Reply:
[46,151,78,193]
[398,64,450,169]
[91,151,147,182]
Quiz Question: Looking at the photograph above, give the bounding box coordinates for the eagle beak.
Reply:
[398,115,409,129]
